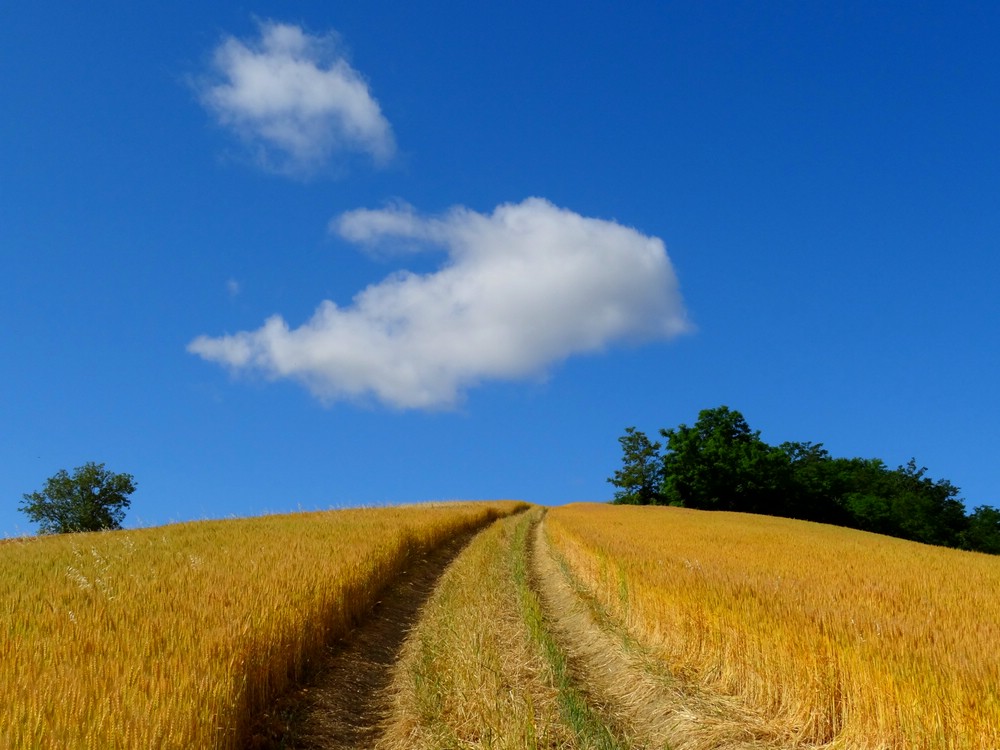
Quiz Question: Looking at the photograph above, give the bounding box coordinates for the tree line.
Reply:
[608,406,1000,554]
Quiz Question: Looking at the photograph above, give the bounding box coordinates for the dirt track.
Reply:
[530,518,783,750]
[249,512,781,749]
[246,527,482,749]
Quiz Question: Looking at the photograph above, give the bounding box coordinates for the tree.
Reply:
[962,506,1000,554]
[608,405,995,554]
[19,462,136,534]
[884,459,967,547]
[659,406,788,514]
[841,459,968,547]
[608,427,663,504]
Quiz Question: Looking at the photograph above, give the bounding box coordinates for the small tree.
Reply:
[608,427,663,504]
[20,462,136,534]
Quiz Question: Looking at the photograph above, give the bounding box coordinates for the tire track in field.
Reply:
[246,524,489,750]
[378,508,579,750]
[530,518,785,750]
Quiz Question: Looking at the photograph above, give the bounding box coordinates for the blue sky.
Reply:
[3,2,998,536]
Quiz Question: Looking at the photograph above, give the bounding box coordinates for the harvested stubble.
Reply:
[380,507,577,749]
[545,503,1000,750]
[0,501,524,749]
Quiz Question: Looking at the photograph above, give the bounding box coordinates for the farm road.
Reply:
[250,510,782,749]
[246,524,488,750]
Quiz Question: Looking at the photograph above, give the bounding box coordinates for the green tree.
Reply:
[19,462,136,534]
[608,427,663,504]
[608,405,994,554]
[841,459,967,547]
[962,506,1000,554]
[885,459,967,547]
[659,406,788,514]
[777,441,851,524]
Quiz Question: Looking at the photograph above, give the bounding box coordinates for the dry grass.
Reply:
[533,518,778,750]
[379,508,576,749]
[545,503,1000,750]
[0,501,524,749]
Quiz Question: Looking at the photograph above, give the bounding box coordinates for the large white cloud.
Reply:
[189,198,690,409]
[198,21,394,175]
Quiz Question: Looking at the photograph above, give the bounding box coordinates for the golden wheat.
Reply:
[545,503,1000,750]
[0,501,524,749]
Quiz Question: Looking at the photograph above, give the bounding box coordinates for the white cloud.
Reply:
[199,20,394,175]
[189,198,690,409]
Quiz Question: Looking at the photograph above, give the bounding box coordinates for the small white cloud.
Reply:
[198,20,395,175]
[226,279,241,297]
[189,198,690,409]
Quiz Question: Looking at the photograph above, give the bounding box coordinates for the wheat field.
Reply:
[0,501,523,749]
[544,503,1000,750]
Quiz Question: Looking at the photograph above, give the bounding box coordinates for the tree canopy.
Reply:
[608,406,1000,554]
[19,462,136,534]
[659,405,790,515]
